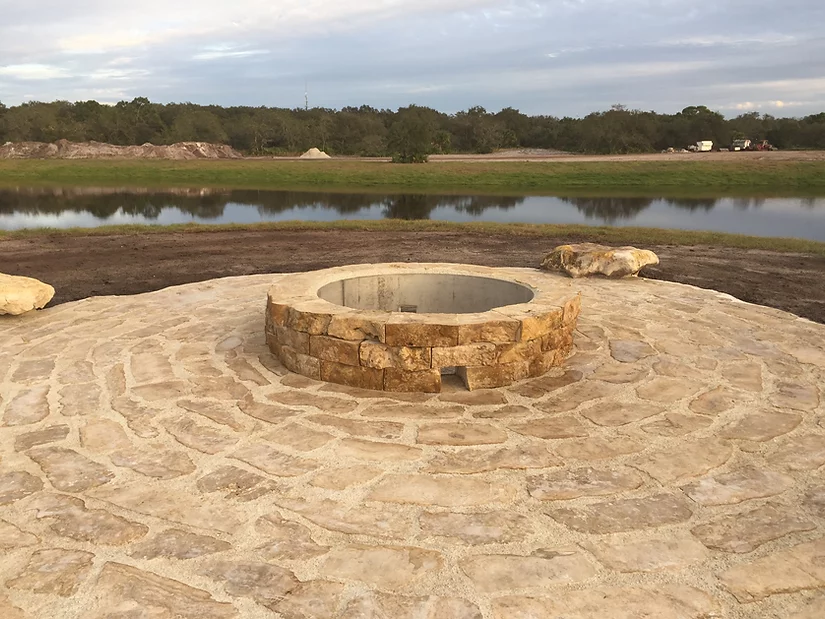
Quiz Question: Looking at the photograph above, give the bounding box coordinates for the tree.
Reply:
[1,97,824,157]
[387,105,434,163]
[168,109,228,143]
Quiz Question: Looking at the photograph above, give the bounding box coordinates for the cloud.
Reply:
[0,0,823,116]
[0,64,69,80]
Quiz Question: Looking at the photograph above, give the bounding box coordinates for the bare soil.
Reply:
[295,150,825,163]
[427,149,825,163]
[0,140,242,160]
[2,230,824,323]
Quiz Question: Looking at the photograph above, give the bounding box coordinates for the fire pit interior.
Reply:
[317,273,535,314]
[265,264,581,393]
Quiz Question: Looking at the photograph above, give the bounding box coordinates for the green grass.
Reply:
[3,219,825,256]
[1,158,825,191]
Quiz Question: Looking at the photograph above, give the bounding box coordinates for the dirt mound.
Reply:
[300,147,331,159]
[0,140,243,160]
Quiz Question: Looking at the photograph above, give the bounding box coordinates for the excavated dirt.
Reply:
[2,229,824,323]
[0,140,242,160]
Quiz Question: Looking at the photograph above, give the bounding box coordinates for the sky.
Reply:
[1,0,824,117]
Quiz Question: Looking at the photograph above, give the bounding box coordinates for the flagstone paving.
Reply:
[1,270,824,618]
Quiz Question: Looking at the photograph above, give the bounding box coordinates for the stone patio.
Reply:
[0,270,823,618]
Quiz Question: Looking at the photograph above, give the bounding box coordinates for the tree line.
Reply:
[1,98,823,156]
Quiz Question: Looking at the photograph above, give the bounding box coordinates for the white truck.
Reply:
[687,141,714,152]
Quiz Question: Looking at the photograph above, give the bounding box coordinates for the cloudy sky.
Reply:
[1,0,823,117]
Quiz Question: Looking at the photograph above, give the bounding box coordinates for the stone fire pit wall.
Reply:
[265,264,581,393]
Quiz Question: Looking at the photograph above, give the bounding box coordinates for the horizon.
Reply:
[1,1,824,117]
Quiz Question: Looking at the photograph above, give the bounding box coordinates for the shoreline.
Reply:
[2,220,825,256]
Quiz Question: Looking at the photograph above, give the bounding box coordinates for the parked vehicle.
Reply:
[731,139,776,151]
[688,140,714,152]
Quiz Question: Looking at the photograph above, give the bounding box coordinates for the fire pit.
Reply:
[265,264,581,392]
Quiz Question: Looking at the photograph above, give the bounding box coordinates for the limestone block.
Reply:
[541,243,659,278]
[266,326,309,354]
[277,345,320,380]
[385,368,442,393]
[327,314,386,342]
[385,319,459,347]
[541,328,575,352]
[457,317,521,344]
[497,339,542,365]
[528,349,566,377]
[459,361,530,390]
[431,343,499,368]
[310,335,361,365]
[360,341,432,371]
[286,304,334,334]
[0,273,55,315]
[495,305,564,341]
[321,360,384,391]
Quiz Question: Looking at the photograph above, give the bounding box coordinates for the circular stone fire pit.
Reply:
[265,263,581,392]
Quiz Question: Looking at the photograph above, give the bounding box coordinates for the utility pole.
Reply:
[304,81,308,111]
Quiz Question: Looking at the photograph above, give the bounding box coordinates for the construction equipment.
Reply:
[731,139,775,152]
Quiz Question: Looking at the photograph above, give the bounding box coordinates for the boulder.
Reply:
[0,273,55,315]
[541,243,659,278]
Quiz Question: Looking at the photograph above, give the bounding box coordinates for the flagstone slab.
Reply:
[0,520,39,549]
[368,474,517,507]
[0,471,44,504]
[548,493,694,533]
[6,548,94,597]
[691,504,816,553]
[681,465,795,505]
[460,551,597,592]
[719,538,825,603]
[419,510,534,544]
[130,528,232,560]
[94,562,238,618]
[491,585,720,618]
[528,466,644,500]
[582,535,709,572]
[318,545,442,589]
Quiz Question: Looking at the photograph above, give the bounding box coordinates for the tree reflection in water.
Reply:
[0,188,525,221]
[560,197,655,223]
[1,189,823,236]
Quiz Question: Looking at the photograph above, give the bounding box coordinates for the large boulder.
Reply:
[0,273,55,315]
[541,243,659,278]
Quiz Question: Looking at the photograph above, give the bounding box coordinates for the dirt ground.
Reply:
[2,229,824,324]
[259,149,825,163]
[429,149,825,163]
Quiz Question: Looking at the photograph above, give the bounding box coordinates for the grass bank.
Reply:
[3,219,825,256]
[2,158,825,191]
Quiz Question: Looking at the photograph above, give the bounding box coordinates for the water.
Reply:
[1,187,824,241]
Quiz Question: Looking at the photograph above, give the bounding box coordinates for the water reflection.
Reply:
[0,187,525,221]
[559,197,654,223]
[1,186,823,241]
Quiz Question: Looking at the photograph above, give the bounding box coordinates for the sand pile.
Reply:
[300,147,331,159]
[0,140,243,160]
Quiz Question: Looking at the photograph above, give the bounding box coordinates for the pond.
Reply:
[1,187,824,241]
